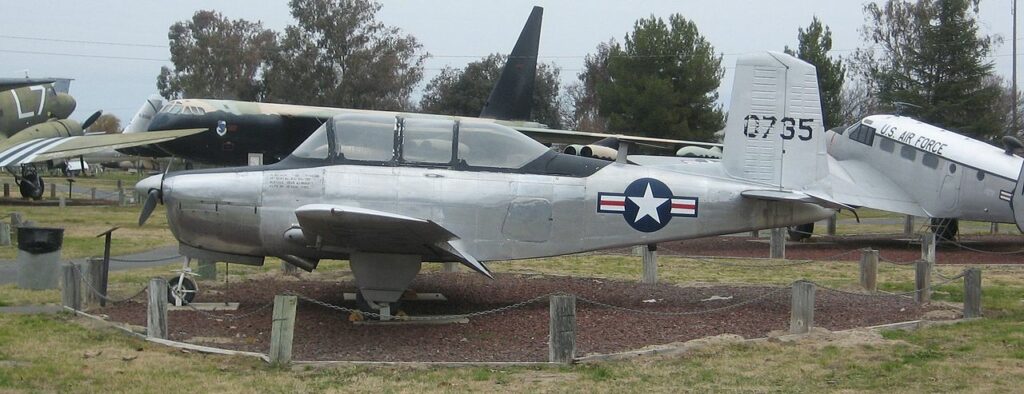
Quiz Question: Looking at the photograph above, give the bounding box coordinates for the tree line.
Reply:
[159,0,1015,142]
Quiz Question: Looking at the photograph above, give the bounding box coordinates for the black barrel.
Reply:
[16,227,64,254]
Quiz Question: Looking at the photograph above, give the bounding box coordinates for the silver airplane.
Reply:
[785,111,1024,240]
[137,52,840,316]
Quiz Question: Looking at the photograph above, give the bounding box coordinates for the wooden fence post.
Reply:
[859,248,878,292]
[147,278,168,339]
[196,259,217,281]
[642,244,658,284]
[269,295,298,365]
[963,268,982,318]
[90,187,97,200]
[0,222,10,246]
[2,183,8,197]
[904,215,914,235]
[770,228,786,259]
[915,260,932,304]
[827,213,837,236]
[790,281,815,334]
[49,186,56,199]
[921,233,936,265]
[441,262,458,273]
[749,230,760,238]
[61,263,81,311]
[281,261,299,275]
[549,294,576,364]
[84,257,105,307]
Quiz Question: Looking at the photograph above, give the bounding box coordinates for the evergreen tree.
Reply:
[419,54,563,128]
[785,17,846,130]
[595,15,724,141]
[853,0,1003,139]
[157,10,276,101]
[263,0,426,110]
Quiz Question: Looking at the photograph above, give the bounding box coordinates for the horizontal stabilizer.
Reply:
[0,78,56,92]
[742,189,853,211]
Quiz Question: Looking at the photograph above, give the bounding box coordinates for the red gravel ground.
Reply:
[99,272,931,362]
[655,234,1024,264]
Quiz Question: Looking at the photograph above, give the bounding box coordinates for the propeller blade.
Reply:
[138,189,160,226]
[82,110,103,130]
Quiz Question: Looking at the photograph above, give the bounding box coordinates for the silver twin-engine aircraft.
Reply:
[136,52,843,316]
[819,114,1024,239]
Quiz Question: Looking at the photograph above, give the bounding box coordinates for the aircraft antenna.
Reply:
[892,102,921,116]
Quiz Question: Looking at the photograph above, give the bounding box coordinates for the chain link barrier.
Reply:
[286,290,557,321]
[184,301,276,322]
[810,270,967,299]
[575,285,793,317]
[71,264,149,304]
[109,255,183,263]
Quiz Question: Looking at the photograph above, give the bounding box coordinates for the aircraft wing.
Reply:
[0,78,55,92]
[293,204,493,278]
[741,190,854,211]
[510,125,722,152]
[0,128,204,167]
[825,157,930,217]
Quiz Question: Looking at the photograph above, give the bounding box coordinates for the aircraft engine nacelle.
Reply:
[8,119,85,146]
[676,145,722,159]
[563,144,585,155]
[579,144,617,160]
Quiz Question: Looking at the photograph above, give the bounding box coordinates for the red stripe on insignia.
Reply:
[671,203,696,209]
[602,201,626,206]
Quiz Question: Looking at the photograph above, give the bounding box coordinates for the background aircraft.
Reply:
[788,114,1024,240]
[0,78,204,198]
[125,6,720,167]
[136,52,837,317]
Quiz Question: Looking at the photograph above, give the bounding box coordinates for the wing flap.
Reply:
[741,189,853,211]
[293,204,492,277]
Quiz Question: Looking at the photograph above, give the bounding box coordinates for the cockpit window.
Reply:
[457,121,548,169]
[334,115,397,162]
[848,124,876,146]
[291,123,330,160]
[402,118,454,165]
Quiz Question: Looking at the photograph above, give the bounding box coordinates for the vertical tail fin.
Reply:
[479,6,543,121]
[123,94,166,134]
[722,52,828,190]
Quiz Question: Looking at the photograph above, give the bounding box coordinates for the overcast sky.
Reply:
[0,0,1020,125]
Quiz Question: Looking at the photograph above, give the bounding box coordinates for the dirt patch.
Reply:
[654,234,1024,264]
[97,273,936,362]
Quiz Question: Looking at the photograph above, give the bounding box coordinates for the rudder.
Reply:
[722,52,828,190]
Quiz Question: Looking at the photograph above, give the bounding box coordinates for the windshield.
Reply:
[457,121,548,169]
[291,123,330,160]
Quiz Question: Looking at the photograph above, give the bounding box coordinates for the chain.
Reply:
[72,264,148,304]
[686,256,819,268]
[184,301,276,321]
[934,233,1024,255]
[877,255,919,266]
[575,285,792,317]
[811,270,967,298]
[286,291,557,321]
[109,255,182,263]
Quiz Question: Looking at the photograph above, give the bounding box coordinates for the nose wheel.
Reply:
[168,258,199,306]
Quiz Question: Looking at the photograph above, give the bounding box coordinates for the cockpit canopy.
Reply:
[291,113,551,170]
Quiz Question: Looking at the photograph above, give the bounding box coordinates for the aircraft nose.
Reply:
[135,174,162,195]
[53,93,76,119]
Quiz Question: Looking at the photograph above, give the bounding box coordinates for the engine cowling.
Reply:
[579,144,617,160]
[8,119,84,146]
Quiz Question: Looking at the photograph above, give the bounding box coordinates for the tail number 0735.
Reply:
[742,115,814,141]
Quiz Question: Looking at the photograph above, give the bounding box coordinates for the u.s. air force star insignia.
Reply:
[597,178,698,232]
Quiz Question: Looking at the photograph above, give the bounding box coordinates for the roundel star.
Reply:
[597,177,700,233]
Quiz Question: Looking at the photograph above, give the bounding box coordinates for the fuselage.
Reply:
[826,115,1021,222]
[0,84,76,139]
[145,114,832,265]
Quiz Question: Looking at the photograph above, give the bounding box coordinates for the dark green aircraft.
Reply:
[0,78,203,199]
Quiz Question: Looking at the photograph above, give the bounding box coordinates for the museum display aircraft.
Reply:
[122,6,721,167]
[136,52,840,317]
[790,114,1024,240]
[0,79,203,198]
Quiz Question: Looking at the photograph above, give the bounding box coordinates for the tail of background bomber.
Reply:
[722,52,829,191]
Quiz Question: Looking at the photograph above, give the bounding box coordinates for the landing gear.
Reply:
[168,259,199,305]
[788,223,815,241]
[14,166,44,200]
[930,218,959,241]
